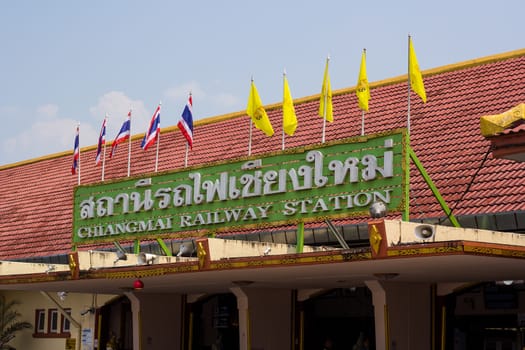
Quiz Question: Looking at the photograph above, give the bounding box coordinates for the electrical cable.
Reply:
[438,145,492,225]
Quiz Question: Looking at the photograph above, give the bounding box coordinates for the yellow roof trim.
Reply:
[2,48,524,170]
[480,103,525,137]
[193,48,525,122]
[193,48,525,120]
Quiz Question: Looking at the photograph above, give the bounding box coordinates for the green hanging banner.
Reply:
[72,129,407,244]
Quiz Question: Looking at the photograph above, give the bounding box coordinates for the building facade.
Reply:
[1,49,525,350]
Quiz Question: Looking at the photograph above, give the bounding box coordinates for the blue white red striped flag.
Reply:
[141,104,161,150]
[71,125,79,175]
[177,94,194,148]
[110,110,131,158]
[95,118,107,165]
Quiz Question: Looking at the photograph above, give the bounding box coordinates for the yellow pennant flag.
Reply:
[247,80,274,137]
[356,49,371,111]
[409,37,427,103]
[318,58,333,122]
[283,74,297,136]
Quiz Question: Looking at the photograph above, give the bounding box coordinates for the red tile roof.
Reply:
[486,121,525,162]
[1,49,525,260]
[498,122,525,135]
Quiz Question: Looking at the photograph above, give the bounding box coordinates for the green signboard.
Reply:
[73,130,407,244]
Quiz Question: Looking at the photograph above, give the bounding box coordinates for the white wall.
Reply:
[2,290,116,350]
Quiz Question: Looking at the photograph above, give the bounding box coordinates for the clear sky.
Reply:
[0,0,523,166]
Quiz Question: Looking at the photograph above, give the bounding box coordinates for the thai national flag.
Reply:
[71,126,79,175]
[110,110,131,159]
[95,117,107,165]
[177,94,194,148]
[141,104,161,150]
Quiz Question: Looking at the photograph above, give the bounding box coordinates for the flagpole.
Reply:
[322,89,327,144]
[101,115,108,181]
[184,142,189,168]
[282,71,286,151]
[77,123,81,186]
[322,104,327,143]
[184,92,191,167]
[361,48,366,136]
[321,56,329,144]
[154,103,161,173]
[248,77,254,156]
[361,110,365,136]
[155,130,160,172]
[405,35,412,222]
[127,108,132,177]
[407,35,412,135]
[248,118,253,156]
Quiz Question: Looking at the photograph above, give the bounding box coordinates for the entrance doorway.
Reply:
[190,293,240,350]
[98,296,133,350]
[302,287,375,350]
[445,282,525,350]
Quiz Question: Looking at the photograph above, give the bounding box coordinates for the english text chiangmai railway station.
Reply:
[1,47,525,350]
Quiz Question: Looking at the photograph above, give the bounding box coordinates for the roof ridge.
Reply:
[2,48,523,170]
[195,48,525,121]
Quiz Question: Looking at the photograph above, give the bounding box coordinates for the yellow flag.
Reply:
[318,58,333,122]
[283,74,297,136]
[409,37,427,103]
[246,80,274,137]
[356,50,371,111]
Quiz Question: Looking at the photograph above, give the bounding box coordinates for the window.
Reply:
[48,309,59,333]
[62,308,71,333]
[34,308,71,338]
[35,309,45,334]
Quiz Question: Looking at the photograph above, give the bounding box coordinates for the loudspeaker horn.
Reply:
[137,252,157,265]
[414,224,435,240]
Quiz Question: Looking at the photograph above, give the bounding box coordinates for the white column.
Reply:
[366,280,387,350]
[230,287,250,350]
[125,292,141,350]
